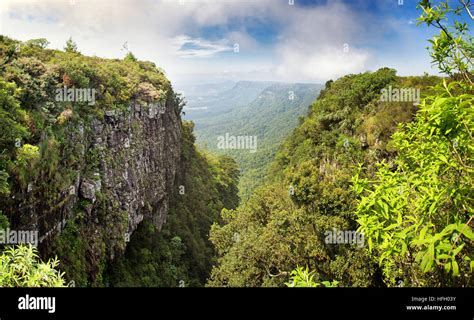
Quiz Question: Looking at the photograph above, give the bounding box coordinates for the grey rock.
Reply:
[80,180,97,203]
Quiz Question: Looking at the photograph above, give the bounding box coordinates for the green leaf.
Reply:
[438,154,449,164]
[397,211,402,225]
[452,260,459,277]
[419,226,428,240]
[444,261,451,273]
[436,254,451,260]
[437,242,452,252]
[452,243,465,256]
[433,97,448,108]
[400,241,408,256]
[458,224,474,240]
[384,224,398,231]
[421,244,435,273]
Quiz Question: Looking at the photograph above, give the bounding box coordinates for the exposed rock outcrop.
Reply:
[7,97,182,284]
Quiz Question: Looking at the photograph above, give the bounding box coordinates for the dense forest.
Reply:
[0,0,472,288]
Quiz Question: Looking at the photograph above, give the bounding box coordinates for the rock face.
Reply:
[89,99,182,234]
[8,96,182,284]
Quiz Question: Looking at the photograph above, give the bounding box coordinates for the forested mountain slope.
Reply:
[206,0,474,288]
[207,68,452,287]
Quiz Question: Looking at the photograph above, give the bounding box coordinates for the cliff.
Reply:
[0,36,187,285]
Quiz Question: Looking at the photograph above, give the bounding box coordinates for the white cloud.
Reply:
[172,35,233,58]
[0,0,433,85]
[272,1,371,82]
[276,46,370,83]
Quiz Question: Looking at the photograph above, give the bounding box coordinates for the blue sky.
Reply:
[0,0,466,85]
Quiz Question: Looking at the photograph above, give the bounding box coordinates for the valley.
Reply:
[180,81,323,199]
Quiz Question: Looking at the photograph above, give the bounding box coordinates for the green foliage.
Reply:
[0,78,28,152]
[207,182,378,287]
[0,212,8,230]
[0,78,29,198]
[346,2,474,287]
[0,171,9,196]
[0,245,66,287]
[107,222,188,287]
[15,144,40,188]
[286,267,339,287]
[16,144,39,167]
[353,80,474,286]
[51,218,89,287]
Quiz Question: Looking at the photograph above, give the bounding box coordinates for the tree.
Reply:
[15,144,40,188]
[417,0,474,83]
[0,171,9,196]
[124,52,138,62]
[25,38,50,49]
[64,37,78,53]
[16,144,40,167]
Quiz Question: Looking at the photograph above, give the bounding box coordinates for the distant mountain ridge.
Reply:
[181,81,276,118]
[181,80,323,199]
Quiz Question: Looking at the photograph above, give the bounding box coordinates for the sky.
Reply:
[0,0,453,86]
